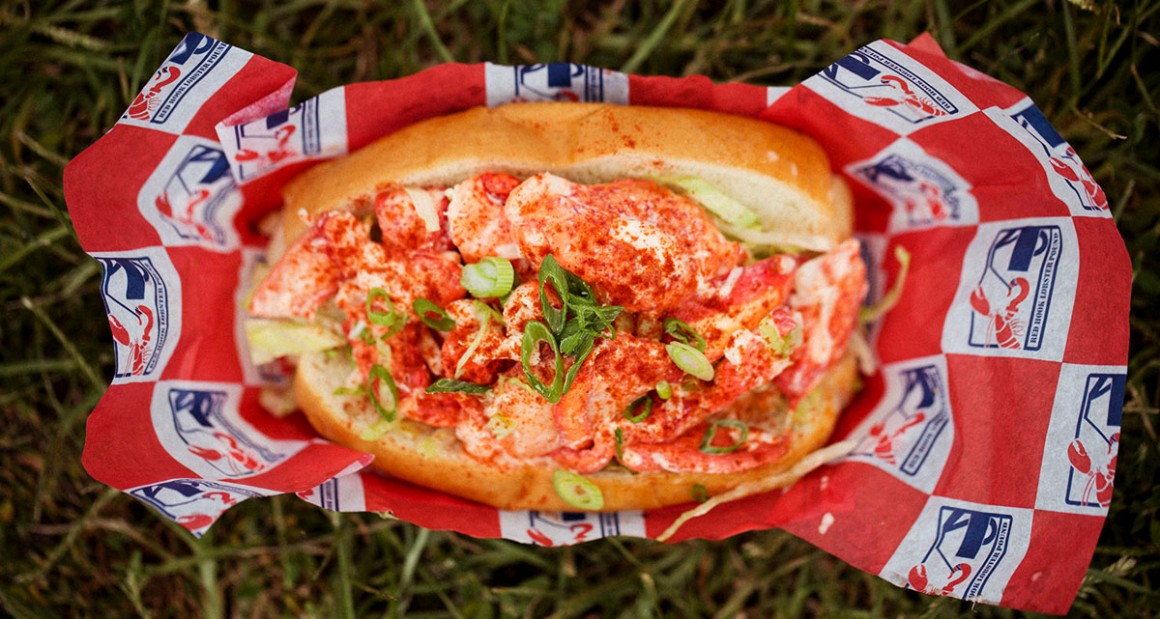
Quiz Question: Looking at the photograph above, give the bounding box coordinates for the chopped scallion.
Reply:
[366,287,404,336]
[454,310,491,379]
[537,255,569,333]
[413,298,455,331]
[691,483,709,503]
[426,378,491,395]
[573,303,622,336]
[461,257,515,298]
[759,313,803,358]
[561,335,594,395]
[699,419,749,454]
[551,469,604,510]
[564,269,598,306]
[656,380,672,400]
[666,342,715,381]
[664,317,706,352]
[520,320,564,402]
[532,255,622,399]
[559,326,595,357]
[624,395,653,423]
[367,363,399,422]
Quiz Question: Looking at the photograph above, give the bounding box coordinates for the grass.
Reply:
[2,0,1158,616]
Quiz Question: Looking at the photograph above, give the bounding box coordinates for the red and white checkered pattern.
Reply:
[64,33,1129,615]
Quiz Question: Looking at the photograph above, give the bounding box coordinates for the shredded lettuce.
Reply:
[716,221,835,254]
[655,176,761,228]
[651,175,835,254]
[244,318,344,365]
[860,245,911,324]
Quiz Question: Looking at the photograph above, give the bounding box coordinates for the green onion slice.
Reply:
[561,335,594,395]
[537,255,569,334]
[664,317,706,352]
[359,418,393,441]
[624,395,653,423]
[367,363,400,422]
[573,303,622,336]
[614,428,625,463]
[655,381,672,400]
[699,419,749,454]
[759,316,803,358]
[366,287,404,336]
[666,342,715,381]
[565,269,598,306]
[333,385,365,397]
[691,483,709,503]
[413,298,455,331]
[461,257,515,298]
[559,323,595,357]
[552,469,604,510]
[520,320,564,402]
[426,378,491,395]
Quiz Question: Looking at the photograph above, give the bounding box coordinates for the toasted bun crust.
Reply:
[294,349,859,512]
[281,102,851,250]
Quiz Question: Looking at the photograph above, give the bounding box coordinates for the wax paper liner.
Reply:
[64,32,1130,615]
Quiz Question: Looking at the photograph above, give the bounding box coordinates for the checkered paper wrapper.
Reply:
[64,32,1130,615]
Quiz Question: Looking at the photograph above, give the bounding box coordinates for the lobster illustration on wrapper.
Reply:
[155,188,213,242]
[99,256,171,379]
[1062,373,1124,509]
[908,562,973,597]
[234,125,297,169]
[816,43,968,129]
[127,67,182,121]
[135,139,241,249]
[1005,101,1110,213]
[966,225,1062,353]
[862,75,949,120]
[969,276,1030,350]
[852,152,966,230]
[868,412,928,465]
[108,304,155,376]
[1049,146,1107,210]
[849,361,954,492]
[901,506,1017,602]
[128,479,261,536]
[167,388,282,478]
[1067,434,1118,508]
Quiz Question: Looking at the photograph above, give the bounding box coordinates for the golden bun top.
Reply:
[281,102,851,247]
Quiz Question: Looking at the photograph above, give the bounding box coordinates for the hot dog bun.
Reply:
[261,102,864,512]
[278,102,852,256]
